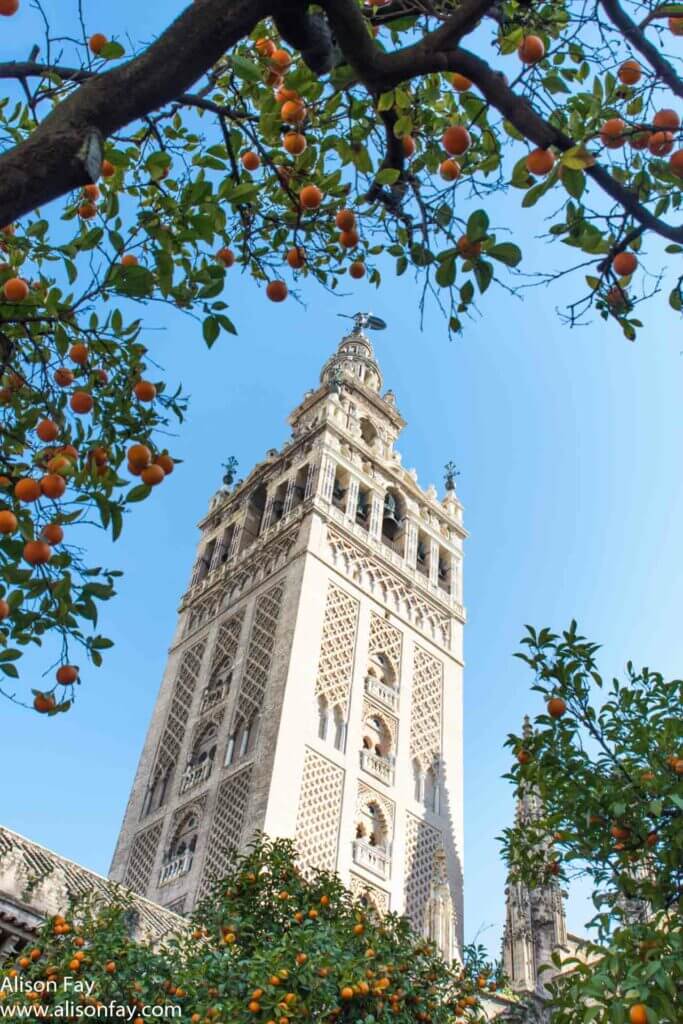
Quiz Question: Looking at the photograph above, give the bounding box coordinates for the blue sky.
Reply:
[2,1,683,960]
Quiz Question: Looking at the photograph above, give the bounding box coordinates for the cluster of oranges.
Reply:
[127,444,174,486]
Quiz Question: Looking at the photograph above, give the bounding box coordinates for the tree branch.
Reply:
[600,0,683,100]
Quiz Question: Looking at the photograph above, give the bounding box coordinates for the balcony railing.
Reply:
[200,683,227,713]
[179,760,212,794]
[360,749,395,786]
[159,852,193,885]
[352,840,390,880]
[364,675,399,711]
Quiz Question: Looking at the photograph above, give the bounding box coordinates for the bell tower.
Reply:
[109,315,467,956]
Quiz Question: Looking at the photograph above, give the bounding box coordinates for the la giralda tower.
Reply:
[110,315,466,961]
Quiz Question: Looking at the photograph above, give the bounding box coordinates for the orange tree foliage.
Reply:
[0,1,680,707]
[0,838,501,1024]
[503,624,683,1024]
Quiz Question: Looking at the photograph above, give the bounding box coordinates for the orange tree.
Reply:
[0,1,681,711]
[503,623,683,1024]
[0,837,500,1023]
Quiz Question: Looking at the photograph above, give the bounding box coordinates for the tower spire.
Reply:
[320,312,385,393]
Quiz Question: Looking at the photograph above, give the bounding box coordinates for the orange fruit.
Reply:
[600,118,626,148]
[216,247,235,267]
[618,60,641,85]
[518,35,545,63]
[83,184,100,201]
[648,131,674,156]
[0,510,17,533]
[33,692,56,713]
[286,246,305,269]
[101,159,115,177]
[15,478,41,502]
[349,261,365,279]
[547,697,567,718]
[270,49,291,71]
[457,235,482,259]
[451,72,472,91]
[668,149,683,177]
[37,419,59,442]
[141,464,165,486]
[281,100,306,124]
[56,665,78,685]
[0,0,20,15]
[70,391,94,414]
[255,38,276,57]
[121,253,138,267]
[41,474,67,499]
[241,151,261,171]
[41,523,64,545]
[89,33,108,55]
[104,962,116,975]
[670,16,683,34]
[526,148,555,175]
[631,128,651,151]
[613,251,637,276]
[266,280,288,302]
[653,108,680,131]
[339,229,359,248]
[3,277,28,302]
[78,203,97,220]
[402,135,416,158]
[54,367,74,387]
[283,132,307,155]
[69,342,89,364]
[299,185,323,209]
[335,209,355,232]
[439,159,461,181]
[128,444,152,469]
[443,125,471,155]
[516,749,531,765]
[23,540,52,565]
[628,1006,648,1024]
[340,988,354,1001]
[154,453,174,475]
[134,380,156,402]
[0,599,10,620]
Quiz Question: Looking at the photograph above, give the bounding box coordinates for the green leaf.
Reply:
[562,167,586,199]
[203,316,221,347]
[377,91,395,112]
[488,243,522,267]
[375,168,401,186]
[466,209,490,242]
[473,259,493,294]
[435,255,456,288]
[230,55,262,83]
[126,484,152,504]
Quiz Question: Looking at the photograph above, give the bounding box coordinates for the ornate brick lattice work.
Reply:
[410,646,443,768]
[404,813,442,929]
[326,528,451,647]
[234,582,285,721]
[314,583,359,714]
[198,766,253,897]
[124,822,163,895]
[210,611,244,680]
[349,873,390,915]
[153,640,207,775]
[368,613,402,678]
[186,593,221,635]
[295,749,345,872]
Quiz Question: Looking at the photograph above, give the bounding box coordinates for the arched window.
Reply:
[424,765,439,813]
[317,696,329,741]
[381,487,406,553]
[144,762,173,815]
[240,483,267,551]
[182,725,216,792]
[362,715,391,758]
[160,813,198,883]
[356,801,388,850]
[360,418,378,448]
[225,715,257,766]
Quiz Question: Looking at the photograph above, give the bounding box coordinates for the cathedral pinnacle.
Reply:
[320,312,386,393]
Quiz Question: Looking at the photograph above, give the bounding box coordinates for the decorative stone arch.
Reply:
[356,783,395,847]
[361,701,397,755]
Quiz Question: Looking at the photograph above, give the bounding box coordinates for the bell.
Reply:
[417,542,427,564]
[382,493,401,539]
[333,482,347,502]
[356,498,369,521]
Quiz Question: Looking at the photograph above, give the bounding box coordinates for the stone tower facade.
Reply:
[502,719,567,995]
[109,316,466,957]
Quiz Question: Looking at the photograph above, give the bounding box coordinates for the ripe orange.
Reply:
[283,132,307,155]
[3,277,28,302]
[216,247,235,267]
[670,150,683,177]
[648,131,674,156]
[335,209,356,232]
[128,444,152,469]
[645,831,658,847]
[299,185,323,209]
[41,523,64,545]
[611,823,630,840]
[276,86,299,104]
[56,665,79,685]
[286,246,306,270]
[255,38,276,57]
[518,35,545,63]
[47,454,74,475]
[0,0,20,15]
[451,72,472,92]
[41,474,67,499]
[443,126,471,155]
[0,599,10,620]
[78,203,97,220]
[547,697,567,718]
[141,464,165,487]
[104,962,116,975]
[339,229,359,248]
[349,261,365,279]
[247,1003,261,1014]
[402,135,416,158]
[0,509,17,533]
[281,100,306,124]
[340,988,354,1001]
[134,380,157,402]
[266,280,288,302]
[128,462,142,477]
[600,118,626,148]
[15,478,41,502]
[613,251,637,276]
[34,692,56,714]
[83,184,100,201]
[70,391,94,414]
[516,749,532,765]
[101,159,115,178]
[54,367,75,387]
[526,148,555,176]
[670,15,683,34]
[618,60,641,85]
[353,923,364,935]
[24,540,52,565]
[37,419,59,442]
[653,108,680,131]
[69,342,89,364]
[154,453,174,475]
[241,151,261,172]
[628,1006,648,1024]
[89,34,108,55]
[121,253,138,267]
[628,126,651,150]
[457,235,482,259]
[270,49,292,71]
[439,159,461,181]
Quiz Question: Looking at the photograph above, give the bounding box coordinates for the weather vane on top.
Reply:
[444,461,460,492]
[338,312,388,333]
